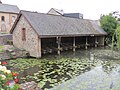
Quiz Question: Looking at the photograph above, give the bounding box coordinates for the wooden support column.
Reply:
[102,36,105,46]
[57,37,61,55]
[85,37,88,49]
[95,37,98,47]
[73,37,76,52]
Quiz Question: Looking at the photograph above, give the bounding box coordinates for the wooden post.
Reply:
[73,37,76,52]
[85,37,88,49]
[102,36,105,46]
[100,36,105,46]
[57,37,61,55]
[95,37,98,47]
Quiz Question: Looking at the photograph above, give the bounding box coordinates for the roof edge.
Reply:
[10,10,40,37]
[10,12,22,34]
[39,34,107,38]
[0,11,19,14]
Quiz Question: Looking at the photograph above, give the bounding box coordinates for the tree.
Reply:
[112,24,120,55]
[100,14,117,43]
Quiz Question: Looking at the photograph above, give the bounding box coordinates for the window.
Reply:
[22,28,26,41]
[12,16,15,23]
[1,24,6,32]
[1,16,5,22]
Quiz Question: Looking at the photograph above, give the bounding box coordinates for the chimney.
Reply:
[0,0,2,4]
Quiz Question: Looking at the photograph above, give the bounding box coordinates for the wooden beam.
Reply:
[85,37,88,49]
[57,37,61,55]
[102,36,105,46]
[73,37,76,52]
[95,37,98,47]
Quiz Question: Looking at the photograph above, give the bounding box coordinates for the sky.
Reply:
[3,0,120,20]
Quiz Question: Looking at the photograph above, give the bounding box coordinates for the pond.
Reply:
[8,47,120,90]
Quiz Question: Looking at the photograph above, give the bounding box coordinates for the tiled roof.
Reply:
[12,11,107,37]
[0,4,19,14]
[89,20,107,35]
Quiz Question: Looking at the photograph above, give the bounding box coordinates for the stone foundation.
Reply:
[0,45,29,60]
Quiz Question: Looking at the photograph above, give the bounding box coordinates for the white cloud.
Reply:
[3,0,120,20]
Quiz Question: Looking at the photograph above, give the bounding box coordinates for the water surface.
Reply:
[9,48,120,90]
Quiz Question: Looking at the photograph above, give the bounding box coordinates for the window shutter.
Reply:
[22,28,26,41]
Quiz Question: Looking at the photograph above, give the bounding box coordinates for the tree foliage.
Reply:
[100,14,117,43]
[117,18,120,21]
[112,24,120,55]
[101,12,120,55]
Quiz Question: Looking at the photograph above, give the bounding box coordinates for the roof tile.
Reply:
[20,11,107,37]
[0,4,19,14]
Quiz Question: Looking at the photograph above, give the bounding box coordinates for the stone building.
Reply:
[0,1,19,33]
[10,11,107,58]
[47,8,83,19]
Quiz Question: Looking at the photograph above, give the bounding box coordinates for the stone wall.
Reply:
[0,45,29,60]
[0,34,12,45]
[12,15,41,57]
[0,12,18,33]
